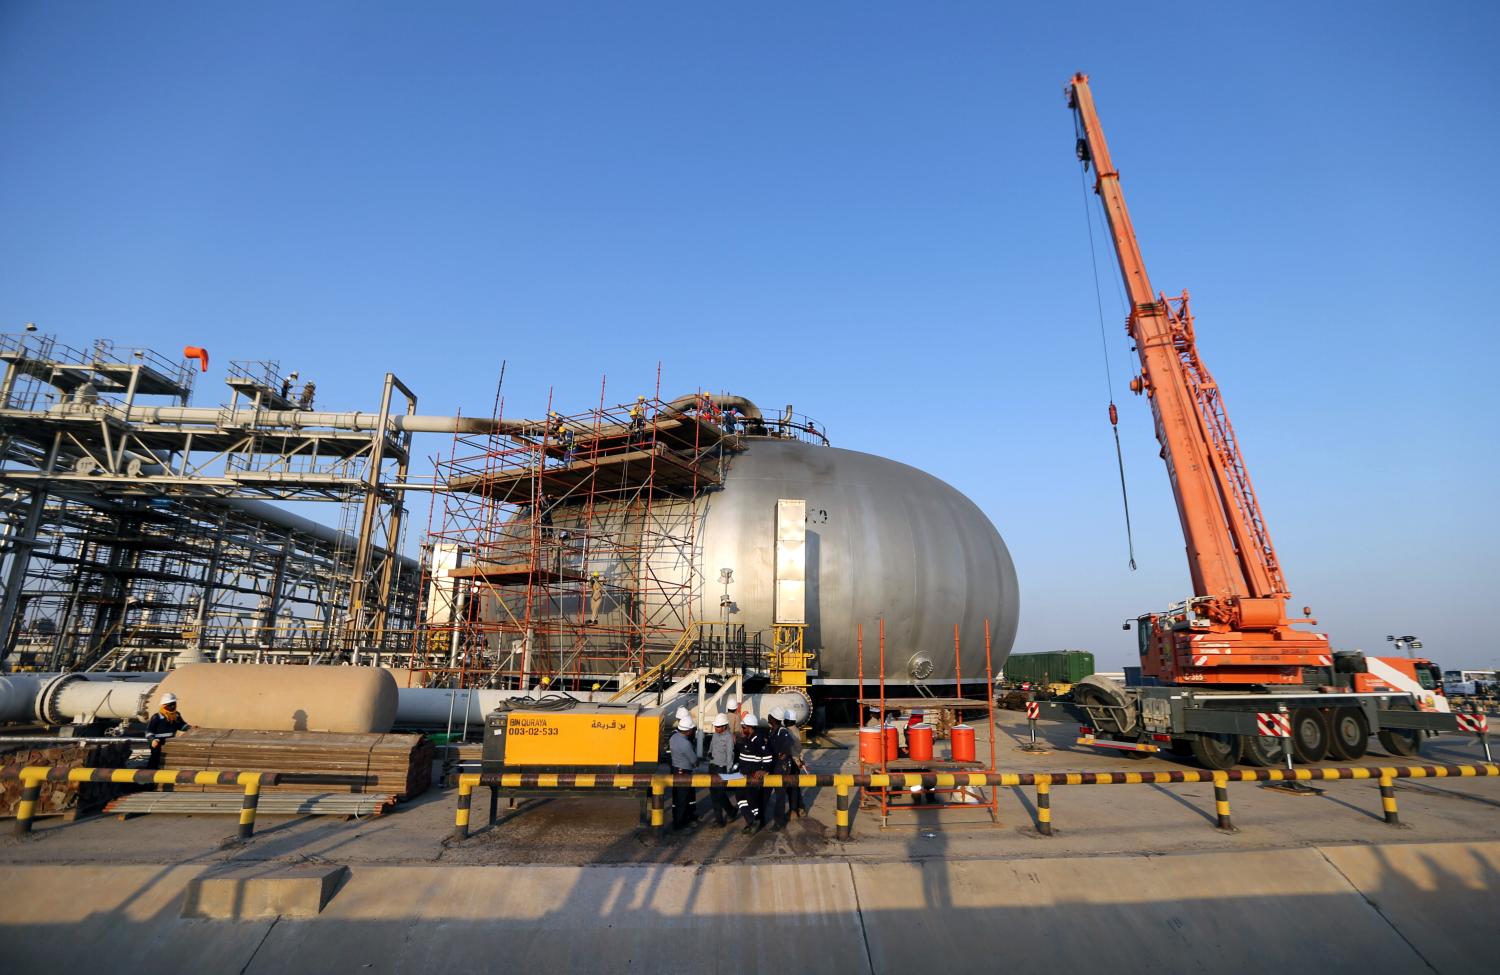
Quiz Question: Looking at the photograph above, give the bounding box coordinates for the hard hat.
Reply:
[742,713,759,728]
[677,717,694,731]
[726,699,740,711]
[162,693,178,706]
[781,709,797,724]
[713,714,729,727]
[768,711,781,722]
[637,395,645,401]
[675,706,690,722]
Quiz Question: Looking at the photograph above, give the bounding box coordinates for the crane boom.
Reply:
[1066,73,1332,685]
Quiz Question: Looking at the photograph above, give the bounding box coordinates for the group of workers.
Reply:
[667,699,808,835]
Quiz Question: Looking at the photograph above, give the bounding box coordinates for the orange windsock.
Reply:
[183,346,209,372]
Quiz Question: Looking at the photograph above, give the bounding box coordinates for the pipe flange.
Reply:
[770,685,814,723]
[35,673,86,725]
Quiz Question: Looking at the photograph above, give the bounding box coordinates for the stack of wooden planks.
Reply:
[0,740,133,820]
[164,730,432,799]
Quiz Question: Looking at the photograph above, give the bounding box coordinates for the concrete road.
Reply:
[2,843,1496,973]
[2,715,1496,972]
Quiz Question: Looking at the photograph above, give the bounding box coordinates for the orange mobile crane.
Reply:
[1038,74,1460,769]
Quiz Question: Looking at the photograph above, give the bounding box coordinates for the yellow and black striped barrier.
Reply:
[1213,771,1234,832]
[1,765,280,838]
[1379,773,1400,826]
[451,762,1500,841]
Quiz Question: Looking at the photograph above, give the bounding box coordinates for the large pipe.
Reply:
[46,401,501,436]
[0,671,809,730]
[49,396,763,438]
[662,393,763,421]
[390,686,808,730]
[218,498,420,573]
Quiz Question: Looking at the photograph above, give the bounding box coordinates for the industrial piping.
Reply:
[0,672,810,730]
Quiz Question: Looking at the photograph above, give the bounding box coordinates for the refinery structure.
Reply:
[0,328,1020,698]
[0,60,1494,975]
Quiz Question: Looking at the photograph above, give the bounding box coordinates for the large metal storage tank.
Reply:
[695,439,1019,687]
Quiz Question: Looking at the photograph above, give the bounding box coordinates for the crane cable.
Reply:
[1075,125,1138,571]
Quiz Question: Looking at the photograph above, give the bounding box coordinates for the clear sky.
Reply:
[3,3,1496,671]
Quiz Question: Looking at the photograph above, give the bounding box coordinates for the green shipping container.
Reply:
[1003,650,1095,686]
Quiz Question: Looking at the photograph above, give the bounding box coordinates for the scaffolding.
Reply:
[413,381,739,690]
[0,331,424,668]
[857,618,1000,827]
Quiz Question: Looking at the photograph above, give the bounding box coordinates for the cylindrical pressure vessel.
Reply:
[150,664,398,733]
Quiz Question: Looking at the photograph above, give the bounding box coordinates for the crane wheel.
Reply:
[1377,727,1422,758]
[1291,708,1330,763]
[1188,732,1242,771]
[1240,734,1286,767]
[1326,708,1371,761]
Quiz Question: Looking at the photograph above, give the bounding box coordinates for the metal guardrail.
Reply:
[2,765,278,839]
[0,765,374,839]
[452,763,1500,841]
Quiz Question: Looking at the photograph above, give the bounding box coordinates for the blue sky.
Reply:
[3,3,1496,669]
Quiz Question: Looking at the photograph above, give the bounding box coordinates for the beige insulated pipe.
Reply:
[148,664,398,733]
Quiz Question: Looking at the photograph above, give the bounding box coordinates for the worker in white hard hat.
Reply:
[668,716,700,831]
[735,712,773,833]
[707,713,736,826]
[675,702,696,747]
[766,710,795,830]
[725,698,742,737]
[146,692,190,770]
[779,708,807,820]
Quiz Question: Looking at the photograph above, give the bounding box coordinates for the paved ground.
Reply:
[3,843,1497,973]
[2,714,1496,973]
[4,712,1495,869]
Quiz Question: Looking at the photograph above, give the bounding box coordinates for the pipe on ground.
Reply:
[0,667,809,731]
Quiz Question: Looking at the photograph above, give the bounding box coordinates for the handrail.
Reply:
[1,764,283,839]
[0,764,368,839]
[606,622,704,703]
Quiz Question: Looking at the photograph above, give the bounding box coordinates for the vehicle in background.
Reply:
[1042,76,1468,768]
[1444,670,1498,699]
[1000,650,1095,697]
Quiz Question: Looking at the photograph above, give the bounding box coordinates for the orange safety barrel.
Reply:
[883,723,901,761]
[950,724,976,763]
[907,723,934,762]
[859,727,885,764]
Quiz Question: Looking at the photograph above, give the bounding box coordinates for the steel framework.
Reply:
[0,331,424,668]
